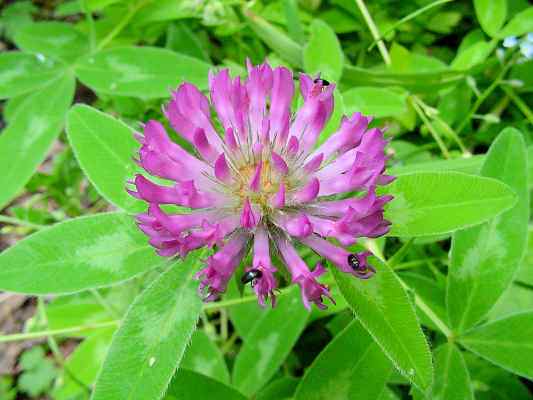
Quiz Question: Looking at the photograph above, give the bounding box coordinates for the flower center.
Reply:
[233,158,287,212]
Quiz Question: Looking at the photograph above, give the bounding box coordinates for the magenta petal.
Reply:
[214,153,232,183]
[196,234,249,300]
[224,127,237,150]
[287,136,299,157]
[307,215,356,246]
[303,153,324,173]
[276,237,332,309]
[249,227,277,306]
[193,128,217,162]
[271,152,289,175]
[276,213,313,238]
[290,75,335,154]
[253,143,263,159]
[241,198,260,228]
[132,175,181,204]
[311,113,370,160]
[271,182,286,208]
[294,178,320,203]
[299,235,376,279]
[270,67,294,142]
[166,83,223,151]
[249,162,262,192]
[139,120,210,181]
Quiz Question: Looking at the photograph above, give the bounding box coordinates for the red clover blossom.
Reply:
[128,60,394,309]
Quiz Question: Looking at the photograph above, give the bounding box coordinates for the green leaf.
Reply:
[181,330,230,384]
[464,352,531,399]
[0,1,37,40]
[433,344,473,400]
[488,284,533,321]
[303,19,344,82]
[0,213,165,295]
[0,52,65,99]
[43,302,111,336]
[414,343,473,400]
[451,41,494,70]
[294,320,393,400]
[92,253,204,400]
[164,370,247,400]
[256,377,299,400]
[244,10,303,67]
[390,154,485,176]
[232,287,309,396]
[342,65,464,94]
[400,273,447,332]
[498,7,533,38]
[320,8,361,34]
[318,88,345,146]
[53,332,113,400]
[241,10,462,92]
[460,312,533,379]
[517,227,533,286]
[66,105,144,213]
[390,43,448,74]
[226,279,266,340]
[14,22,89,63]
[447,129,529,332]
[75,47,211,99]
[382,171,517,237]
[343,87,407,119]
[283,0,305,44]
[0,74,75,209]
[474,0,507,37]
[332,257,433,391]
[390,146,533,189]
[165,22,210,62]
[18,347,57,397]
[132,0,199,25]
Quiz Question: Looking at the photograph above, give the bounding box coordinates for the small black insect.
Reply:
[241,269,263,287]
[314,77,330,86]
[347,254,360,271]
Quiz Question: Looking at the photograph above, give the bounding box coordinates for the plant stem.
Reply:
[354,0,457,157]
[501,85,533,125]
[354,0,391,65]
[456,53,519,134]
[220,309,228,341]
[0,215,46,230]
[37,298,92,394]
[202,287,292,310]
[91,289,121,319]
[414,293,453,339]
[397,277,453,338]
[80,0,96,52]
[368,0,454,50]
[409,96,451,158]
[388,238,415,268]
[96,0,150,51]
[393,257,444,270]
[220,332,239,354]
[413,96,470,155]
[0,321,119,344]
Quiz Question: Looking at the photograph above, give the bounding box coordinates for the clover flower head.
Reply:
[128,60,394,309]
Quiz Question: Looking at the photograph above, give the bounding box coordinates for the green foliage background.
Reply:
[0,0,532,399]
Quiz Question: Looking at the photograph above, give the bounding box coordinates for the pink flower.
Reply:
[128,61,393,309]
